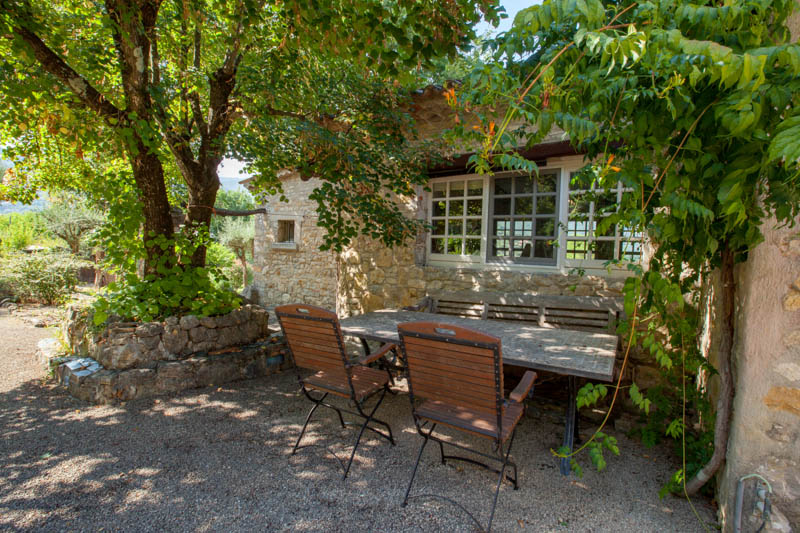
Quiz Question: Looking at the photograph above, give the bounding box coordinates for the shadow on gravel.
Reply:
[0,372,715,532]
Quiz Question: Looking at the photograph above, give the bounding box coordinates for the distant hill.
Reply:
[0,197,49,215]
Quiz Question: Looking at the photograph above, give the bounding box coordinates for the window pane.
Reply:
[468,179,483,196]
[466,219,482,236]
[569,194,590,218]
[466,199,482,216]
[494,177,512,195]
[433,182,447,198]
[594,217,616,237]
[595,240,615,260]
[448,220,463,236]
[493,219,511,237]
[513,219,532,237]
[534,240,555,259]
[433,200,446,217]
[568,220,590,237]
[447,238,463,255]
[620,240,641,261]
[431,238,445,254]
[514,240,533,258]
[596,190,617,214]
[494,197,511,215]
[449,181,465,197]
[492,239,511,257]
[514,196,533,215]
[448,199,464,216]
[536,195,556,215]
[515,175,534,194]
[431,219,445,235]
[535,218,555,237]
[538,173,557,193]
[567,239,589,260]
[277,220,295,243]
[465,238,481,256]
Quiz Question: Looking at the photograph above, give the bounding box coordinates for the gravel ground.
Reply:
[0,314,717,532]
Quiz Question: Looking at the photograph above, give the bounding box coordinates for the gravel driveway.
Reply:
[0,314,716,532]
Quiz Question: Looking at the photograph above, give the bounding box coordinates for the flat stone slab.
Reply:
[339,310,618,381]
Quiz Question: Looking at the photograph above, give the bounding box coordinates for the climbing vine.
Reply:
[452,0,800,495]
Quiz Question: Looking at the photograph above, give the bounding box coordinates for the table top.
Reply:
[339,310,618,382]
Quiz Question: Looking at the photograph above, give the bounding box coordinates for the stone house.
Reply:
[246,50,800,530]
[248,86,639,317]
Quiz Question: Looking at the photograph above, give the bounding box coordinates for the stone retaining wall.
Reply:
[57,304,290,404]
[54,336,291,404]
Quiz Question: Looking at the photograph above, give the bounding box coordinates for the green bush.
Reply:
[92,234,242,324]
[0,252,86,304]
[0,212,50,252]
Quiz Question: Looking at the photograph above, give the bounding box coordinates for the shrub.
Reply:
[92,234,242,324]
[0,212,49,252]
[0,252,87,304]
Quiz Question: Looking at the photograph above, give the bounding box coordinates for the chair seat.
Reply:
[303,366,389,400]
[416,400,524,442]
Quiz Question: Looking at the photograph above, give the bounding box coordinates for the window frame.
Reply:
[564,175,642,268]
[485,169,561,266]
[271,214,302,251]
[425,155,639,273]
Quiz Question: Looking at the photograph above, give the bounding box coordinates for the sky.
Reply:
[475,0,533,36]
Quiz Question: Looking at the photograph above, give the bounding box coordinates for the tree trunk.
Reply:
[685,244,736,495]
[184,167,220,267]
[238,251,248,289]
[130,146,175,275]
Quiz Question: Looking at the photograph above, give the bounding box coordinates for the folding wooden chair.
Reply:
[397,321,536,532]
[275,304,396,479]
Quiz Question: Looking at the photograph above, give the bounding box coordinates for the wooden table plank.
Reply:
[339,310,618,382]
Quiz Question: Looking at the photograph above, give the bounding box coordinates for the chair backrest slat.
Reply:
[276,304,349,380]
[399,322,502,417]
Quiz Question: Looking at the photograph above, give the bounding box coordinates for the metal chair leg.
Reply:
[293,392,328,455]
[402,424,434,507]
[487,430,517,532]
[343,388,390,479]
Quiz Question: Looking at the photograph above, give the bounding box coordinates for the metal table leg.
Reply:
[360,338,371,355]
[560,375,578,475]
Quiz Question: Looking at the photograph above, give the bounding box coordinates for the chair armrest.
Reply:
[357,343,397,366]
[509,371,537,403]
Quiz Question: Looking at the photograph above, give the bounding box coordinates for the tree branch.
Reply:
[9,25,122,122]
[212,207,266,216]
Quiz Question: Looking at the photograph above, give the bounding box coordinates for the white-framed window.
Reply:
[426,157,640,271]
[566,175,642,264]
[271,214,302,250]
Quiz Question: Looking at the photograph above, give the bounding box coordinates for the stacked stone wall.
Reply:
[54,305,290,404]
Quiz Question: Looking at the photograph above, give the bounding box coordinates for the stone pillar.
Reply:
[716,14,800,532]
[717,218,800,531]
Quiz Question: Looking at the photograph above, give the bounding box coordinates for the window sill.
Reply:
[271,242,298,251]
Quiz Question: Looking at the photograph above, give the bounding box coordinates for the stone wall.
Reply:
[715,219,800,532]
[55,305,290,404]
[251,172,337,309]
[337,236,626,317]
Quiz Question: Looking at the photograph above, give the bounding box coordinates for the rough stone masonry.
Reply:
[53,304,291,404]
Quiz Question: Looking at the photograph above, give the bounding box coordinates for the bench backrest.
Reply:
[275,304,349,380]
[427,291,623,333]
[398,321,503,417]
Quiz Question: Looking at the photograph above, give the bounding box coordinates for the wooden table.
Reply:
[339,309,619,475]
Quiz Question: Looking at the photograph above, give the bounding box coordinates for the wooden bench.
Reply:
[408,291,624,334]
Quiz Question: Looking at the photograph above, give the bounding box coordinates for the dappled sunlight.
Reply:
[0,369,715,531]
